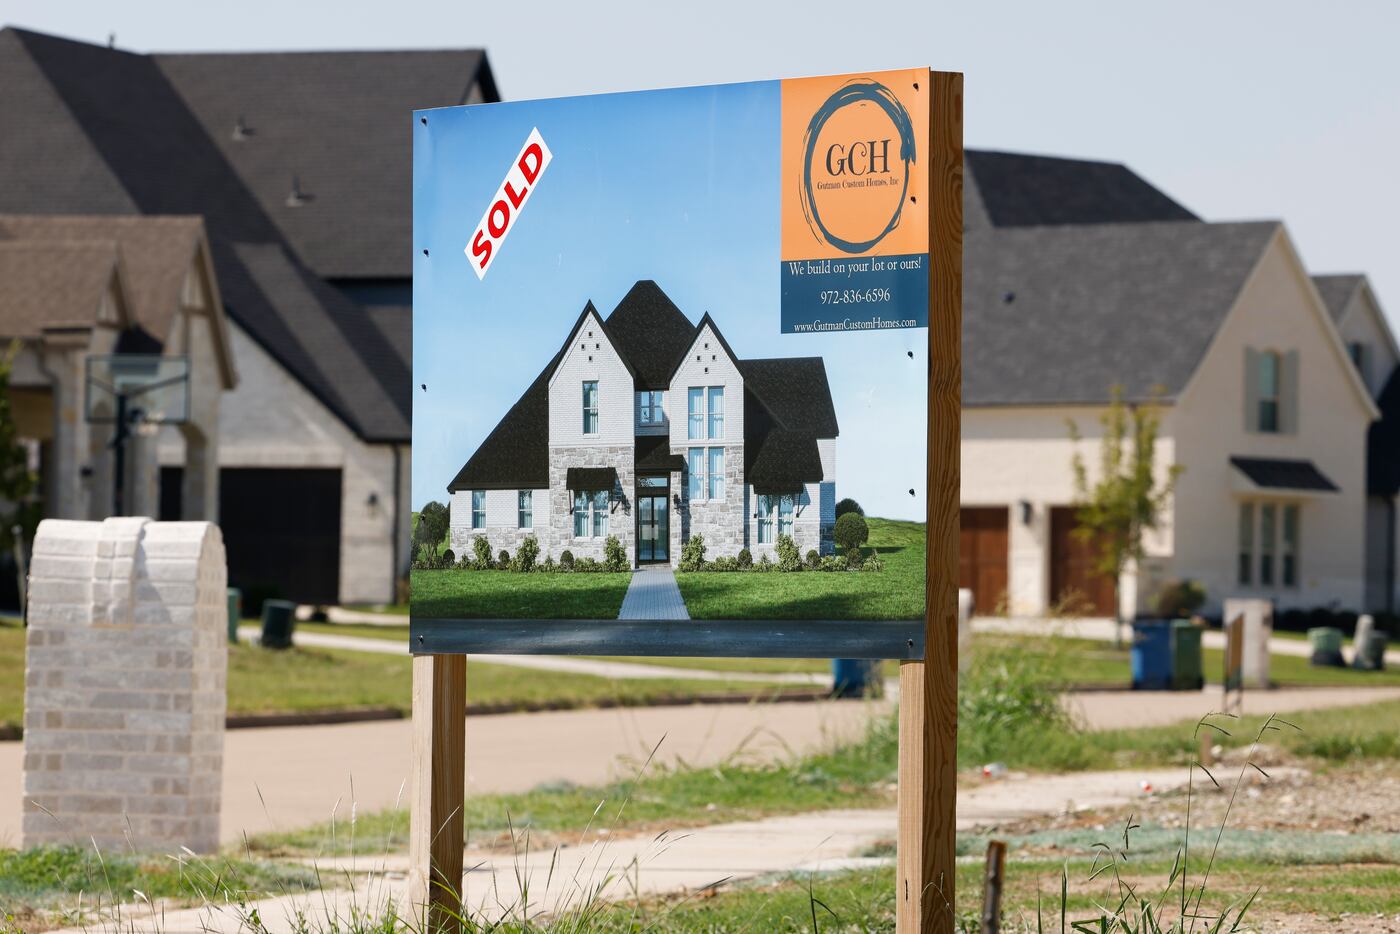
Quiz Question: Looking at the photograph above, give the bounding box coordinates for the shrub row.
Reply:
[676,534,883,573]
[410,535,628,572]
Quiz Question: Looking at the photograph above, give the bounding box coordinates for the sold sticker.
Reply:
[465,127,552,279]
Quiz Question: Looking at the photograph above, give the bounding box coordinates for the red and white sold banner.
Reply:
[466,127,552,279]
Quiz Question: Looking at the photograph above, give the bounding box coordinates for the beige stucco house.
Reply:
[958,153,1396,617]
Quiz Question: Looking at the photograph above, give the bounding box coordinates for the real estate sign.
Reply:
[412,70,936,640]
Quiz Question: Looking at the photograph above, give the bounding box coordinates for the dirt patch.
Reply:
[1258,913,1400,933]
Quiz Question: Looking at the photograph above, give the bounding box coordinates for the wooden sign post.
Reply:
[408,67,963,934]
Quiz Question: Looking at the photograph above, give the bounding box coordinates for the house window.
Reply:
[1281,503,1299,587]
[1257,351,1280,433]
[1237,502,1253,585]
[1259,503,1276,585]
[518,490,532,529]
[1349,342,1369,384]
[638,390,666,425]
[687,447,704,500]
[707,447,724,500]
[756,493,795,543]
[688,386,724,440]
[582,381,599,435]
[688,388,704,439]
[471,490,486,529]
[572,489,609,538]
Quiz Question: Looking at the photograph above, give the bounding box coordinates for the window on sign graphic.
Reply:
[707,447,724,500]
[778,494,795,538]
[583,381,599,435]
[518,490,532,529]
[472,490,486,529]
[688,447,705,500]
[708,387,724,439]
[688,388,704,440]
[757,494,773,544]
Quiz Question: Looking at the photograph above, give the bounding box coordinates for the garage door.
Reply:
[1049,506,1116,617]
[220,468,342,606]
[959,506,1008,614]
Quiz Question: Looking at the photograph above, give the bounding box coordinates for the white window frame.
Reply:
[1238,499,1300,589]
[518,490,532,530]
[571,489,609,539]
[582,381,600,436]
[638,390,666,426]
[471,490,486,530]
[756,492,796,544]
[707,447,724,501]
[687,386,724,441]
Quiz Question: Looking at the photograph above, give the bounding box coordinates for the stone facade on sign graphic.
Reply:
[22,517,228,853]
[549,445,634,562]
[681,444,746,557]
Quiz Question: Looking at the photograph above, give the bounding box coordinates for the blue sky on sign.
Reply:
[412,81,928,516]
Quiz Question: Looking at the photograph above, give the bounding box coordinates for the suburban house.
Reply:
[446,281,840,567]
[958,151,1398,617]
[0,214,237,605]
[0,26,499,605]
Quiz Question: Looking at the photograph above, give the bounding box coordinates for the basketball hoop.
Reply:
[84,355,190,516]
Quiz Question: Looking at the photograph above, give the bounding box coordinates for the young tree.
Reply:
[414,500,451,557]
[1068,386,1181,642]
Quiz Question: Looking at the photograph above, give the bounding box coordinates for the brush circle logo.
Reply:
[800,80,917,254]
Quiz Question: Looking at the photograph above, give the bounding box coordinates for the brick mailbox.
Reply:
[22,517,228,852]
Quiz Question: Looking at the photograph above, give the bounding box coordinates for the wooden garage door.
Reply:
[1049,506,1116,617]
[220,468,342,606]
[959,507,1008,615]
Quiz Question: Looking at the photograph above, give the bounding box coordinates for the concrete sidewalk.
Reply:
[40,766,1201,933]
[974,615,1400,665]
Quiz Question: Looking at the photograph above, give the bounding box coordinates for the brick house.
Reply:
[447,281,839,567]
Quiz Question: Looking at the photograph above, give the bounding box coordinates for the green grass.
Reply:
[0,618,21,732]
[0,845,317,916]
[411,569,632,619]
[675,517,925,619]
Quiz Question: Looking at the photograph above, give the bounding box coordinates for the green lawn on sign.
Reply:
[675,516,926,619]
[411,568,633,619]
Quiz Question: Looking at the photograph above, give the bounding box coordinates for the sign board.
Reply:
[409,69,962,933]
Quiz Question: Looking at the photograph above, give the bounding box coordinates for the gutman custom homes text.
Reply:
[447,281,840,567]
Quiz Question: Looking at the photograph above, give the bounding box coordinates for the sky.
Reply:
[412,80,928,516]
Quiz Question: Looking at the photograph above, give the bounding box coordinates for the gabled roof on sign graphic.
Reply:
[604,281,698,390]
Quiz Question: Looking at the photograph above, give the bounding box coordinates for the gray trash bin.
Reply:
[260,599,297,650]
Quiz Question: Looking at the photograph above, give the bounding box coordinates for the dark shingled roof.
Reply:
[0,27,496,443]
[635,434,686,473]
[1230,457,1339,493]
[738,358,839,436]
[1311,274,1364,323]
[1369,367,1400,497]
[964,221,1279,406]
[746,429,825,490]
[604,281,698,390]
[447,352,559,492]
[965,149,1199,229]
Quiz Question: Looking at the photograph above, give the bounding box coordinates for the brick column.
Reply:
[22,517,228,852]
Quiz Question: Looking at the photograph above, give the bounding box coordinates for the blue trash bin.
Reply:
[832,659,881,698]
[1131,620,1173,690]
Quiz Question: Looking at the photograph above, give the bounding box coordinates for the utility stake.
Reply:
[981,839,1007,933]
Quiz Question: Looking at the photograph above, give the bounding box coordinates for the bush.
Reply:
[819,555,848,572]
[756,553,773,572]
[560,549,575,570]
[498,548,511,569]
[573,557,603,572]
[513,536,539,572]
[835,497,864,518]
[834,512,869,556]
[709,555,740,572]
[541,555,556,572]
[861,552,885,572]
[775,534,802,572]
[805,549,820,570]
[472,536,493,569]
[1154,578,1205,619]
[679,534,706,572]
[737,547,752,569]
[441,548,455,568]
[604,535,628,572]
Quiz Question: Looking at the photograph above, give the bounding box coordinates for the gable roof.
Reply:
[0,241,126,337]
[965,150,1199,229]
[1311,274,1364,322]
[155,48,496,280]
[604,281,698,389]
[738,357,840,437]
[0,26,496,443]
[964,220,1279,406]
[448,351,559,491]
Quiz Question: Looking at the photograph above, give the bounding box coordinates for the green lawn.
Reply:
[675,517,926,619]
[411,569,633,619]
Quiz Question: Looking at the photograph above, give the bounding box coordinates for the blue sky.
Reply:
[412,81,928,516]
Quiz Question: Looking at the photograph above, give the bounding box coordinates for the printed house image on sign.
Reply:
[447,280,839,568]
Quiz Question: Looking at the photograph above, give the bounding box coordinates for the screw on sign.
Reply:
[466,127,552,279]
